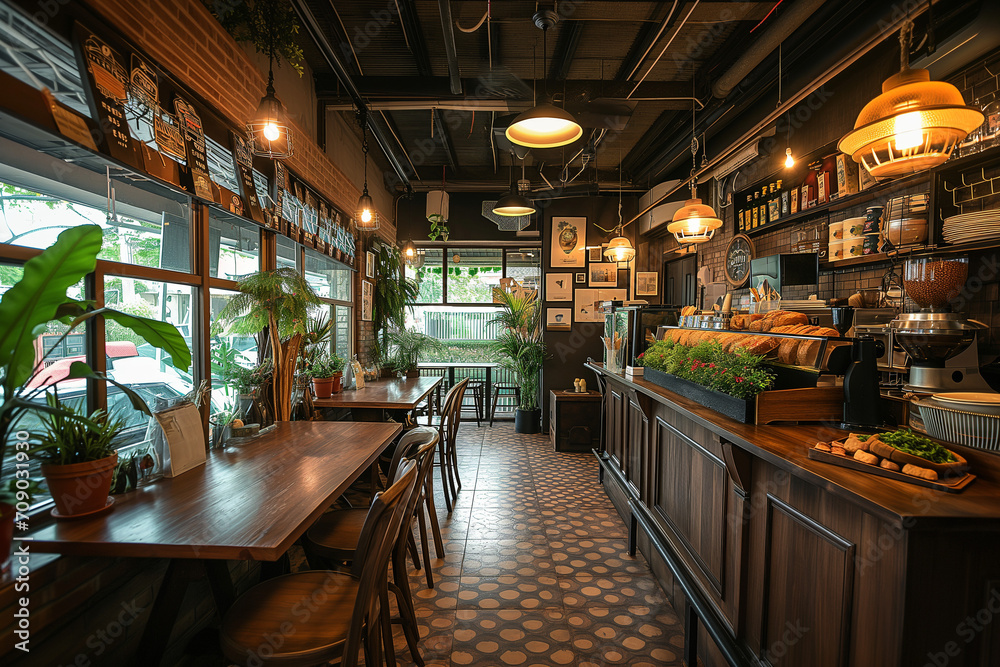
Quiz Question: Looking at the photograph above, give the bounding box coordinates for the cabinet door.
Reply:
[626,392,648,499]
[606,384,628,476]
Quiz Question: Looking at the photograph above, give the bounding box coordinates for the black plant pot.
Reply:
[514,408,541,434]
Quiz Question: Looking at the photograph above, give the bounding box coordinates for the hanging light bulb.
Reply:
[603,236,635,263]
[785,147,795,168]
[668,108,722,244]
[839,21,983,179]
[355,110,379,231]
[506,12,583,149]
[247,53,293,159]
[402,238,416,259]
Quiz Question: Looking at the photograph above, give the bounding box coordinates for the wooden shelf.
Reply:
[819,238,1000,270]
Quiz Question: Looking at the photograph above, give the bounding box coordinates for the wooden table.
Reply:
[30,421,401,665]
[313,375,442,420]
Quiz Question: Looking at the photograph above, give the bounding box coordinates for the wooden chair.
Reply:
[220,460,419,667]
[435,378,468,512]
[304,430,440,666]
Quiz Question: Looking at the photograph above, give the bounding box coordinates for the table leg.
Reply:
[132,559,200,667]
[202,559,237,614]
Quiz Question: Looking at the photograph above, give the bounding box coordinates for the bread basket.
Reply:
[916,399,1000,452]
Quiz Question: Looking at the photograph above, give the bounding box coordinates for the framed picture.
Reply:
[636,271,659,296]
[574,289,601,323]
[575,273,586,284]
[588,247,603,263]
[366,251,375,278]
[589,263,618,288]
[545,273,573,302]
[546,307,572,331]
[550,217,586,267]
[361,279,373,321]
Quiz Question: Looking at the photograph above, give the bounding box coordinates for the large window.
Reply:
[210,210,261,279]
[404,246,539,363]
[305,249,353,362]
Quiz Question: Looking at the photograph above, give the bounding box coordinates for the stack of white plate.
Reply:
[943,210,1000,244]
[917,392,1000,451]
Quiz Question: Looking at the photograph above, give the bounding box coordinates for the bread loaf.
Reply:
[902,463,938,481]
[880,459,901,472]
[771,312,809,328]
[743,335,779,356]
[854,450,879,465]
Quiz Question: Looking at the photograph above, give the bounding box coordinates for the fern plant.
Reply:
[370,240,419,367]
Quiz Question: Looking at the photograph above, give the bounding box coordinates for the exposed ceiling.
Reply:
[292,0,991,195]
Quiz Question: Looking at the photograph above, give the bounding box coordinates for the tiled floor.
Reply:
[381,422,687,667]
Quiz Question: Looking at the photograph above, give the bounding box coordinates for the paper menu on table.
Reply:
[155,402,206,477]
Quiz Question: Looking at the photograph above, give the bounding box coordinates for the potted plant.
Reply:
[0,225,190,529]
[386,329,443,378]
[309,352,345,398]
[217,268,321,421]
[30,394,127,516]
[370,240,419,373]
[489,282,547,434]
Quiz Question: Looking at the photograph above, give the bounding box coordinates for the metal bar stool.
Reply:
[489,382,522,426]
[463,379,485,426]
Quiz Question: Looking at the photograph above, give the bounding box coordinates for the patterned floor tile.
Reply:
[547,538,651,577]
[558,575,666,608]
[463,539,556,578]
[457,575,564,609]
[451,609,576,666]
[470,488,538,508]
[565,605,685,666]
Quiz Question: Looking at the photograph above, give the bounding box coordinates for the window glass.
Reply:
[210,210,260,279]
[447,249,502,303]
[334,304,352,360]
[0,180,191,272]
[277,234,298,271]
[305,248,351,301]
[505,248,540,290]
[210,288,260,404]
[407,248,444,304]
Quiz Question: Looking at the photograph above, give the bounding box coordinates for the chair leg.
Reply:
[476,386,484,427]
[423,477,445,559]
[391,546,426,666]
[450,435,462,492]
[443,434,459,503]
[407,530,421,572]
[437,442,454,513]
[380,587,397,667]
[489,387,500,427]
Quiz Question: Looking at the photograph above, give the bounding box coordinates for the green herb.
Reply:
[880,429,957,464]
[641,339,775,401]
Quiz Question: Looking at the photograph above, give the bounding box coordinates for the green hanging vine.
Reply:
[205,0,305,76]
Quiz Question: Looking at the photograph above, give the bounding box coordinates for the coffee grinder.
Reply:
[890,256,993,394]
[833,307,891,428]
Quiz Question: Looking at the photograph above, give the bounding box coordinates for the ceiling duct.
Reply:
[707,139,764,181]
[637,180,684,235]
[910,1,1000,78]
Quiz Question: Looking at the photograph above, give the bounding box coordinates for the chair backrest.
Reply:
[386,426,437,482]
[343,459,419,666]
[443,377,469,444]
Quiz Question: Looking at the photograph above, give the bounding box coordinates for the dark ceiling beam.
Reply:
[549,20,583,81]
[291,0,412,190]
[396,0,433,77]
[613,4,681,83]
[317,76,693,100]
[437,0,462,95]
[432,109,460,173]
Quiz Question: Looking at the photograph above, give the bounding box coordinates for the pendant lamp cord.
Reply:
[361,109,369,195]
[899,19,913,71]
[689,85,698,199]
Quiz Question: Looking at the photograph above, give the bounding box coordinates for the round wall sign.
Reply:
[724,234,754,288]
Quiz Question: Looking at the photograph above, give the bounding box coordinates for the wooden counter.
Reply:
[588,362,1000,667]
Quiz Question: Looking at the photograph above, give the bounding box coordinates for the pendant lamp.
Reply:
[248,47,293,159]
[668,105,722,244]
[506,11,583,149]
[494,156,537,217]
[604,236,635,263]
[355,111,379,231]
[402,238,417,262]
[839,21,983,179]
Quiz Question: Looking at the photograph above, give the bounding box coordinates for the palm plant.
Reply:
[489,285,547,411]
[385,329,444,375]
[217,268,321,421]
[370,240,419,367]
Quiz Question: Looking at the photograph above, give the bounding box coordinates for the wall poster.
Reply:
[550,217,586,268]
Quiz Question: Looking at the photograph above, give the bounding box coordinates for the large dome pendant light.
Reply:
[506,11,583,149]
[355,109,379,232]
[248,53,293,159]
[838,19,984,179]
[668,100,722,244]
[494,155,537,217]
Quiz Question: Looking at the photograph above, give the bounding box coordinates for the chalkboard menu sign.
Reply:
[73,22,141,169]
[174,96,213,200]
[230,131,265,224]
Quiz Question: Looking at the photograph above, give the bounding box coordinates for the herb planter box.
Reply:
[644,368,755,423]
[642,367,844,425]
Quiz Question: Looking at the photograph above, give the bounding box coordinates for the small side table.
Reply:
[549,390,602,452]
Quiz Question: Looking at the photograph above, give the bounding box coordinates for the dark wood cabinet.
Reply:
[590,363,1000,667]
[548,390,602,452]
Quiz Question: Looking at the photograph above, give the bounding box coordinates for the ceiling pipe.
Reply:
[437,0,462,95]
[290,0,413,190]
[711,0,827,99]
[624,0,935,232]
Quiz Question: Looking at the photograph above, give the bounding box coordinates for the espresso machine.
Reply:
[889,256,994,394]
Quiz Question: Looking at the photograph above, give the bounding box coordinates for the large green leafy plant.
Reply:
[489,286,547,410]
[385,329,444,374]
[0,226,191,504]
[370,240,419,367]
[217,268,321,421]
[641,339,774,400]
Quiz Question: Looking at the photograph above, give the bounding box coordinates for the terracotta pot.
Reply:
[312,377,335,399]
[42,452,118,517]
[332,372,344,393]
[0,502,13,573]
